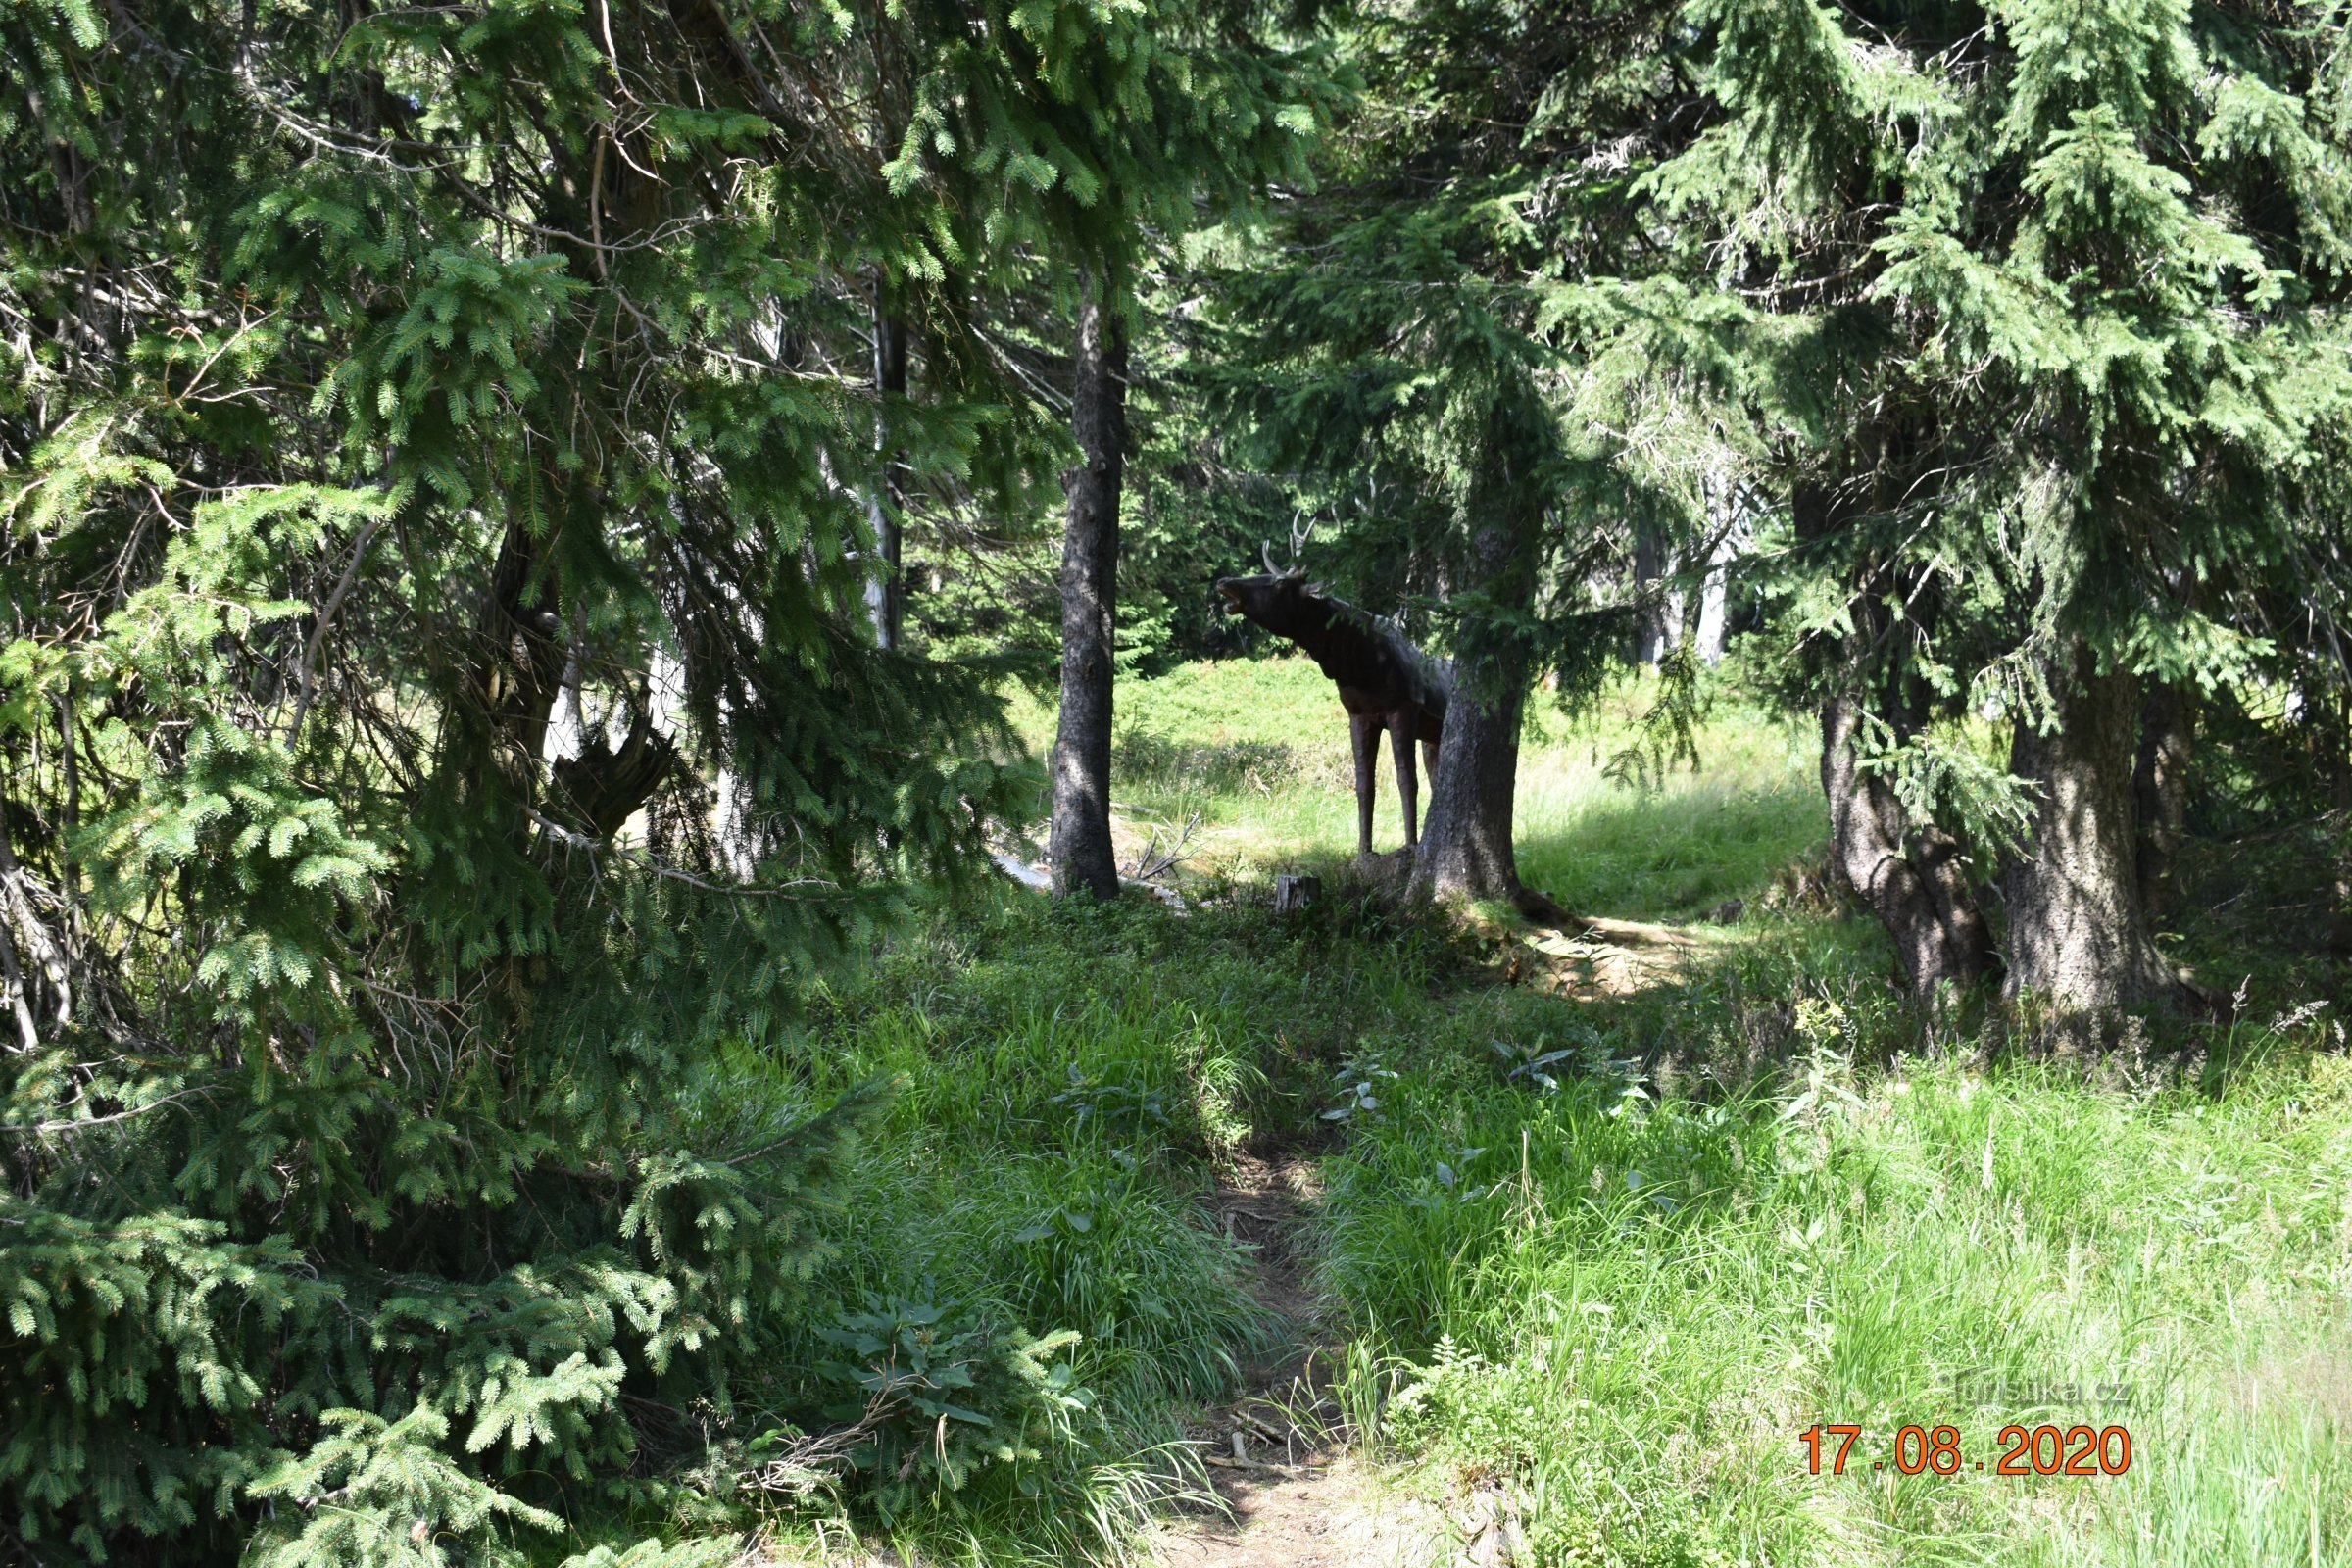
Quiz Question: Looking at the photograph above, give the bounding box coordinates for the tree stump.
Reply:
[1274,874,1321,915]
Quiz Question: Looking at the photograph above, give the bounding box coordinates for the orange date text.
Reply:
[1797,1422,2132,1477]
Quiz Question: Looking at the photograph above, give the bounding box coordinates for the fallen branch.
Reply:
[1233,1408,1286,1444]
[991,853,1189,913]
[1127,809,1202,882]
[526,808,838,900]
[1201,1452,1301,1475]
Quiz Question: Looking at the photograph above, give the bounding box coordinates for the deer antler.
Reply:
[1259,512,1317,578]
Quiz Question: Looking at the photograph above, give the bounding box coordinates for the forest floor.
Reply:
[751,657,2351,1568]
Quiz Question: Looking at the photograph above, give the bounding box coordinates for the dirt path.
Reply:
[1151,1152,1445,1568]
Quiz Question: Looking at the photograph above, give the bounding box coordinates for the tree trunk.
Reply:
[474,513,573,802]
[1048,276,1126,901]
[1693,555,1730,665]
[1408,664,1526,904]
[861,31,909,652]
[1632,531,1670,664]
[1821,693,1992,999]
[2329,699,2352,958]
[1408,514,1534,907]
[2004,643,2180,1012]
[1692,469,1739,666]
[2132,681,2192,923]
[863,301,908,650]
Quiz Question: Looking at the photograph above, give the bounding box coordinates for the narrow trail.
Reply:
[1152,1152,1445,1568]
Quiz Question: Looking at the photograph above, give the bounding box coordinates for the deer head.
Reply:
[1217,510,1329,634]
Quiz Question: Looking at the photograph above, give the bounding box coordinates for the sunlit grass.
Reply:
[1007,656,1826,917]
[1328,997,2352,1567]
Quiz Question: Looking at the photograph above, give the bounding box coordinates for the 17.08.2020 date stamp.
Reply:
[1798,1423,2133,1477]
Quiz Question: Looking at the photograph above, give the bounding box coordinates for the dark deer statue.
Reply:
[1216,546,1450,858]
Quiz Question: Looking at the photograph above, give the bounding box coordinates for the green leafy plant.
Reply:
[1324,1052,1398,1123]
[812,1293,1091,1515]
[1048,1064,1172,1140]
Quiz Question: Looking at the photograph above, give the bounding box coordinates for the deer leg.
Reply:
[1391,711,1420,848]
[1350,711,1378,857]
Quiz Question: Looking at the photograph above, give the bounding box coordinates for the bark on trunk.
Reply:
[2328,699,2352,957]
[1407,664,1526,904]
[1821,694,1992,999]
[2132,682,2192,923]
[0,824,73,1053]
[863,302,908,650]
[1408,515,1534,907]
[453,496,672,845]
[1632,532,1671,664]
[1048,277,1126,901]
[553,711,677,839]
[475,514,573,801]
[1692,470,1738,666]
[2003,643,2181,1012]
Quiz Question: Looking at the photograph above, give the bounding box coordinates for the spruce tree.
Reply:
[870,0,1330,900]
[1214,0,1698,908]
[0,0,1218,1557]
[1644,0,2352,1010]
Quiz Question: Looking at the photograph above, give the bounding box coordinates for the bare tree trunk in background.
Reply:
[1049,275,1126,901]
[2328,698,2352,957]
[1409,510,1536,909]
[2132,682,2192,923]
[1632,531,1668,664]
[1822,694,1992,1000]
[2004,643,2181,1013]
[1693,556,1730,665]
[863,301,907,649]
[1692,470,1738,666]
[1796,470,1991,1003]
[862,37,909,652]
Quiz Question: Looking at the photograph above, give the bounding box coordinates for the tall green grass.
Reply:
[1325,954,2351,1566]
[734,893,1455,1561]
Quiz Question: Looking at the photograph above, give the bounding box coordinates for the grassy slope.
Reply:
[763,657,2349,1567]
[1002,657,1824,919]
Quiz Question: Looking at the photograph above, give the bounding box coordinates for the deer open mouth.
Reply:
[1215,579,1244,607]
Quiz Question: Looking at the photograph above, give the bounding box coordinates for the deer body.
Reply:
[1214,569,1450,857]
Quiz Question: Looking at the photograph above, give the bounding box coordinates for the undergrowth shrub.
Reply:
[808,1294,1092,1516]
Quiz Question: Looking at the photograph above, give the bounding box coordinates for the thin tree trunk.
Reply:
[2328,696,2352,957]
[1408,514,1533,907]
[1632,532,1667,664]
[2003,643,2180,1012]
[1049,275,1126,901]
[2132,681,2192,923]
[862,31,908,651]
[1692,470,1738,666]
[1693,558,1730,665]
[1821,694,1992,999]
[863,302,907,649]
